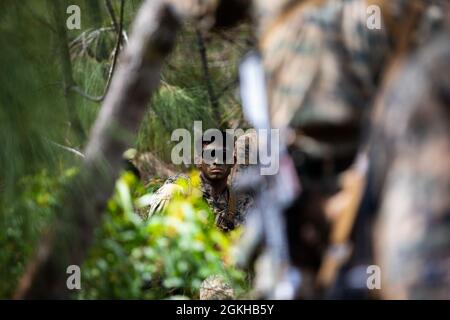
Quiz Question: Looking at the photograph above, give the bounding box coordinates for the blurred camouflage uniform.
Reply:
[255,0,389,161]
[367,26,450,299]
[147,173,253,232]
[252,1,450,299]
[171,0,398,296]
[229,131,258,184]
[169,0,449,298]
[200,275,235,300]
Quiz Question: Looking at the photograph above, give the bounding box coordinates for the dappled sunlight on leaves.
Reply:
[79,171,248,299]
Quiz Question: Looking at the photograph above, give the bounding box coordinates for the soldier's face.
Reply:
[199,142,234,181]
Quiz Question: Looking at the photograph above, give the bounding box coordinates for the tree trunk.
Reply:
[15,0,180,299]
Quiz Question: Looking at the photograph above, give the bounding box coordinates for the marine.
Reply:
[164,0,450,298]
[147,131,253,232]
[366,19,450,299]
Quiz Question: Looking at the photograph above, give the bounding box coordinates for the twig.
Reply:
[105,0,120,35]
[195,28,221,123]
[69,27,116,59]
[69,86,103,102]
[70,0,125,103]
[69,27,115,49]
[47,139,85,158]
[121,30,129,44]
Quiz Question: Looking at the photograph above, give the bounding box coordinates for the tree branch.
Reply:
[47,139,85,158]
[69,85,103,102]
[195,28,221,124]
[70,0,125,103]
[105,0,120,35]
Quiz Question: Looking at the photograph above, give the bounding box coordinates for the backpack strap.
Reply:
[216,187,237,232]
[227,189,237,219]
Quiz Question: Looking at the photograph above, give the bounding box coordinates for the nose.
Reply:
[213,152,222,164]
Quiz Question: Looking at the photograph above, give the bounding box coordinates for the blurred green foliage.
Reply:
[0,168,78,297]
[79,171,248,299]
[0,0,251,299]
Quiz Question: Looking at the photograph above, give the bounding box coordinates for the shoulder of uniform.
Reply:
[157,181,185,199]
[235,192,254,212]
[147,182,184,218]
[164,173,190,185]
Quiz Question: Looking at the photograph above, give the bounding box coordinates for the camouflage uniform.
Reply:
[175,0,400,294]
[199,275,235,300]
[367,28,450,299]
[229,131,258,184]
[249,0,397,284]
[255,0,392,170]
[168,0,450,298]
[172,0,393,167]
[253,1,450,298]
[147,173,253,231]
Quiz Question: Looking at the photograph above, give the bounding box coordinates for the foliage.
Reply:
[0,168,78,297]
[136,23,252,163]
[0,0,251,299]
[79,171,248,299]
[136,84,215,163]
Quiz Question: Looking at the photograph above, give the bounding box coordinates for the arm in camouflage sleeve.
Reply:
[147,183,185,218]
[371,30,450,299]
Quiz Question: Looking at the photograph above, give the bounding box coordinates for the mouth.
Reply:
[210,168,224,174]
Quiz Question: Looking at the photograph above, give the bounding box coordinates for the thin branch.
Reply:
[69,27,117,60]
[100,0,125,97]
[195,28,221,123]
[121,30,129,44]
[105,0,120,35]
[69,86,103,102]
[70,0,125,103]
[48,140,85,158]
[69,27,115,50]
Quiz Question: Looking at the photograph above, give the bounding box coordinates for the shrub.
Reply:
[79,171,248,299]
